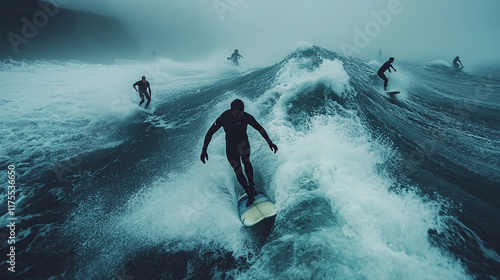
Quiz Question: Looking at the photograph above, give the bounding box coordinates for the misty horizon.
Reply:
[24,0,500,66]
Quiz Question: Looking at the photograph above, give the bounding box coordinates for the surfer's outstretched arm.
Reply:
[201,121,222,163]
[248,116,278,153]
[262,132,278,153]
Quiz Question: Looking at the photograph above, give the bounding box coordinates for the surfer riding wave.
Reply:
[200,99,278,207]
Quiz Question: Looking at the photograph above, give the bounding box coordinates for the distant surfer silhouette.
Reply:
[133,76,151,109]
[378,57,397,90]
[227,49,243,66]
[200,99,278,207]
[453,56,463,69]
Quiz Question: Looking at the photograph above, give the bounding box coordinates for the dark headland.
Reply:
[0,0,141,63]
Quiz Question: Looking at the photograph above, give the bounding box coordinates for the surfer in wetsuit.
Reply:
[228,49,243,66]
[133,76,152,109]
[378,57,397,90]
[453,56,463,69]
[200,99,278,207]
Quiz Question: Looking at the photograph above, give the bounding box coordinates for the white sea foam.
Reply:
[2,54,473,279]
[234,56,470,279]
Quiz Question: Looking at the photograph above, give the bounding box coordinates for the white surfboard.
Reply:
[237,192,277,226]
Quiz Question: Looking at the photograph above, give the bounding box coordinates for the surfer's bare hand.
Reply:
[200,150,208,163]
[269,143,278,154]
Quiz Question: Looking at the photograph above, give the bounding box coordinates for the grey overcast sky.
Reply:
[55,0,500,66]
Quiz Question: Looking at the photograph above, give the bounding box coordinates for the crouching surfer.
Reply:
[227,49,243,66]
[133,76,152,109]
[453,56,463,70]
[378,57,397,91]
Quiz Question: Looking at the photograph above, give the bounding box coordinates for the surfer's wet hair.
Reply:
[231,99,244,111]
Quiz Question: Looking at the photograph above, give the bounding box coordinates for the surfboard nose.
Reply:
[238,192,277,226]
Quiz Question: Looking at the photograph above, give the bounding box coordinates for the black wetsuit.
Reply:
[202,110,271,197]
[378,61,396,90]
[453,57,462,69]
[133,80,151,108]
[230,52,242,65]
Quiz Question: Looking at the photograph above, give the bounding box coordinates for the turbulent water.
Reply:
[1,45,499,280]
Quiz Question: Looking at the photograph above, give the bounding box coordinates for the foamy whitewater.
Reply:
[1,45,499,279]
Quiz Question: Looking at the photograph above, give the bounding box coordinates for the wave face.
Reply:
[1,46,499,279]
